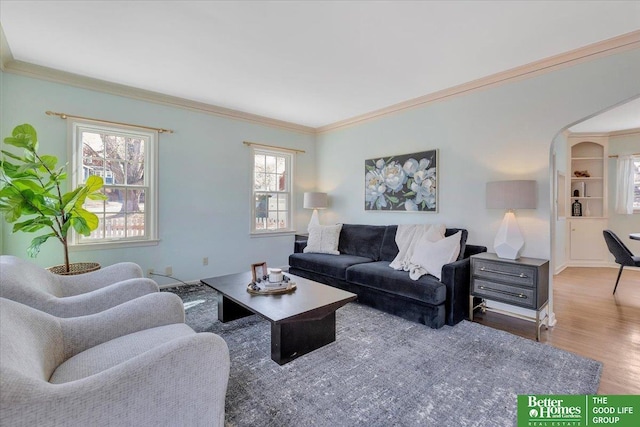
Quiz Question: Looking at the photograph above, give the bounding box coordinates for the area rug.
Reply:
[164,284,602,427]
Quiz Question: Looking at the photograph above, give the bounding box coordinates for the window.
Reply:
[634,157,640,211]
[251,147,293,234]
[70,120,158,247]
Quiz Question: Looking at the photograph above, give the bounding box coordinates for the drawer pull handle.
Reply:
[479,266,529,279]
[478,286,528,299]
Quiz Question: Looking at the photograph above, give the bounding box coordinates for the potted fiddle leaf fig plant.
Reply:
[0,123,107,274]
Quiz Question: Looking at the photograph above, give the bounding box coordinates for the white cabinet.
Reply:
[566,136,609,265]
[569,218,606,261]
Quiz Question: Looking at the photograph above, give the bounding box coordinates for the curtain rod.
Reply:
[243,140,305,153]
[46,111,174,134]
[608,153,640,158]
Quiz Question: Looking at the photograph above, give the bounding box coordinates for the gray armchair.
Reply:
[0,255,159,317]
[0,292,230,427]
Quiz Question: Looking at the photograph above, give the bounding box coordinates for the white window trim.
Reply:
[250,147,295,235]
[68,119,159,248]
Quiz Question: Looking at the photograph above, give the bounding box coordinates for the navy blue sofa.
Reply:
[289,224,487,329]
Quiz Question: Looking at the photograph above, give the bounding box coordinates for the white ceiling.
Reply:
[568,97,640,133]
[1,1,639,129]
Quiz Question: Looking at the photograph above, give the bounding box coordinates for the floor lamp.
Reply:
[303,192,328,231]
[486,180,537,260]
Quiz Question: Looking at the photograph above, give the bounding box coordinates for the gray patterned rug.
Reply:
[164,284,601,427]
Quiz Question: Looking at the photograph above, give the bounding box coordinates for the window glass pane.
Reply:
[126,138,145,162]
[254,173,266,190]
[255,154,265,171]
[83,189,106,240]
[104,135,126,161]
[107,161,126,184]
[267,173,277,191]
[125,189,145,238]
[276,157,286,174]
[82,132,104,154]
[265,155,276,173]
[255,194,269,230]
[126,162,145,185]
[278,171,287,191]
[82,157,103,183]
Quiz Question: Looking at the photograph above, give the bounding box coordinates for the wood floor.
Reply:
[472,266,640,394]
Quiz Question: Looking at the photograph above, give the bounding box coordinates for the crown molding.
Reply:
[568,127,640,138]
[316,30,640,134]
[609,127,640,137]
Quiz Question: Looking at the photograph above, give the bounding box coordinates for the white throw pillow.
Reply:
[410,231,461,280]
[424,224,446,242]
[303,224,342,255]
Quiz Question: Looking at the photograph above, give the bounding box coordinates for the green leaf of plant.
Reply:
[5,124,38,152]
[84,175,104,193]
[0,195,24,222]
[70,207,99,235]
[27,233,55,258]
[62,187,83,212]
[12,217,53,233]
[39,155,58,171]
[386,196,399,203]
[1,150,26,162]
[87,192,107,201]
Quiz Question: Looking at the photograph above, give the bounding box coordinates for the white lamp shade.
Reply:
[486,180,537,210]
[303,192,328,209]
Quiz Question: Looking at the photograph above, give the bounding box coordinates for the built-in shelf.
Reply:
[567,137,608,264]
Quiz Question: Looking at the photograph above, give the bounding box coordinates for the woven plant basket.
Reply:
[47,262,101,276]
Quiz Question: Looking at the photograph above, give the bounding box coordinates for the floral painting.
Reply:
[365,149,438,212]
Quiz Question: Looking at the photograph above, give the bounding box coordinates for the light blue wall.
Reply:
[1,72,316,284]
[316,48,640,261]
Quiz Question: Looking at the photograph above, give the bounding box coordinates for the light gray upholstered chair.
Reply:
[0,255,159,317]
[0,293,230,427]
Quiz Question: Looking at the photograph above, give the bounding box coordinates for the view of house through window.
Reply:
[252,148,292,233]
[634,157,640,211]
[72,121,157,245]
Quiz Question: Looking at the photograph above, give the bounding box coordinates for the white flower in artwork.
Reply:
[382,161,407,192]
[365,170,387,209]
[375,159,385,169]
[404,199,418,211]
[402,158,419,176]
[411,166,437,208]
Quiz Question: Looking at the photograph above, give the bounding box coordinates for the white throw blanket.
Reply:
[389,224,445,280]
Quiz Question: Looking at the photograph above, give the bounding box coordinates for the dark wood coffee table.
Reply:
[200,271,357,365]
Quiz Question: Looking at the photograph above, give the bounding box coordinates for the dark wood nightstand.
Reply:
[469,252,549,341]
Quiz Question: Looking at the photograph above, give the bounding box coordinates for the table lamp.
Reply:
[303,192,328,231]
[486,180,537,259]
